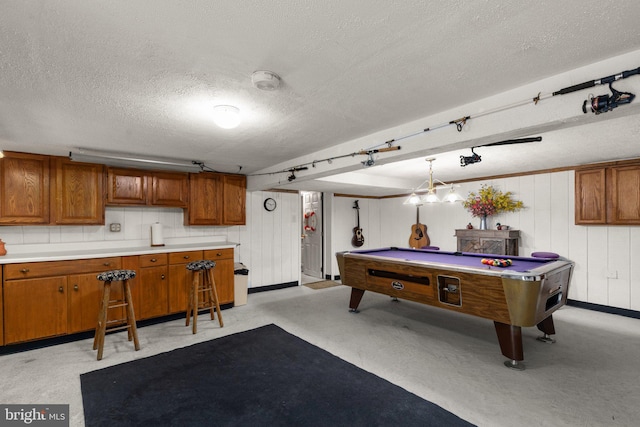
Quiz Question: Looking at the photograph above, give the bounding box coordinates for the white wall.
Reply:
[328,170,640,311]
[0,190,302,290]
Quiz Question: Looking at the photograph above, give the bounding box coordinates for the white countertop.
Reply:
[0,241,238,264]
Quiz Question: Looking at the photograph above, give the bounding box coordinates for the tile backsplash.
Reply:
[0,207,233,253]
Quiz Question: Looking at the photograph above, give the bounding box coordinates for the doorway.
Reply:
[301,191,323,282]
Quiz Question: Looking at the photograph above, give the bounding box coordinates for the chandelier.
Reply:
[403,158,463,205]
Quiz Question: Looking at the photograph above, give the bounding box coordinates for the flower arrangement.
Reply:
[463,185,524,217]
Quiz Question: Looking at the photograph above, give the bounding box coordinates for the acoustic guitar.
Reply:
[351,200,365,247]
[409,205,429,248]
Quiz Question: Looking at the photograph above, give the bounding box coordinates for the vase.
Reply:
[479,215,488,230]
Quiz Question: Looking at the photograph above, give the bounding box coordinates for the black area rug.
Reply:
[81,324,474,426]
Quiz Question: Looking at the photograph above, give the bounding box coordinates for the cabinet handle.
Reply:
[103,262,110,266]
[216,252,222,257]
[150,258,157,262]
[161,274,165,280]
[183,255,190,259]
[20,268,30,273]
[74,284,79,291]
[58,286,64,293]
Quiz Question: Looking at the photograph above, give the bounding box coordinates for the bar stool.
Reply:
[93,269,140,360]
[186,260,223,334]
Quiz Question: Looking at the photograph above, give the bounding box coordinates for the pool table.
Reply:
[336,247,574,369]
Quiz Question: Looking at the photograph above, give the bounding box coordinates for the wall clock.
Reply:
[264,197,277,212]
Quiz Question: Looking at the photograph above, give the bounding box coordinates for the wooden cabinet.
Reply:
[1,247,233,346]
[575,160,640,225]
[3,276,68,344]
[204,248,235,304]
[0,151,50,224]
[187,172,246,225]
[455,229,520,256]
[107,168,188,208]
[222,174,246,225]
[2,257,121,343]
[187,172,223,225]
[151,172,189,207]
[136,254,169,319]
[168,250,203,313]
[51,157,105,225]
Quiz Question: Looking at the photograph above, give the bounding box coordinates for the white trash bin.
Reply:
[234,262,249,306]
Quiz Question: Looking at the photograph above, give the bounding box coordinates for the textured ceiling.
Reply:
[1,1,640,196]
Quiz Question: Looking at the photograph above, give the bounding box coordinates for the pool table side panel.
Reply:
[431,268,511,324]
[341,255,512,324]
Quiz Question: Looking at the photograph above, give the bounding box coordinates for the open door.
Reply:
[301,191,323,279]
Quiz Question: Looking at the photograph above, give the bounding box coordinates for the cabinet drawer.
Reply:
[139,253,168,267]
[204,248,234,261]
[4,257,121,280]
[169,251,203,265]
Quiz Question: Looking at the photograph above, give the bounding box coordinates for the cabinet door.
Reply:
[187,172,223,225]
[458,237,480,253]
[222,174,246,225]
[204,248,234,304]
[212,259,234,304]
[151,172,189,207]
[478,238,507,255]
[107,168,147,205]
[4,277,67,344]
[0,151,50,224]
[608,165,640,225]
[575,168,606,224]
[168,251,203,313]
[67,273,126,333]
[51,158,105,225]
[137,265,169,319]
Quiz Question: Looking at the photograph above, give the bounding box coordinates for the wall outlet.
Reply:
[109,223,121,232]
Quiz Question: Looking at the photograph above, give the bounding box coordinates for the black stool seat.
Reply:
[186,260,223,333]
[186,260,216,271]
[93,269,140,360]
[97,269,137,281]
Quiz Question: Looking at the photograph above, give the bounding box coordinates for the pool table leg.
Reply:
[349,288,365,313]
[493,321,525,370]
[536,315,556,343]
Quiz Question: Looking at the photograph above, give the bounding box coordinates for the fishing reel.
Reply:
[460,147,481,167]
[583,83,635,114]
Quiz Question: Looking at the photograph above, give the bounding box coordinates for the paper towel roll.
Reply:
[151,222,164,246]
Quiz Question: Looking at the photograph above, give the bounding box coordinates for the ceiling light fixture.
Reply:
[213,105,241,129]
[404,158,462,205]
[251,70,281,91]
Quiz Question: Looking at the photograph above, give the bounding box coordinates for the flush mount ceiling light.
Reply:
[213,105,241,129]
[251,70,281,91]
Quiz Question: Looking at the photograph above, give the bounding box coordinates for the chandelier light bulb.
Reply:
[213,105,241,129]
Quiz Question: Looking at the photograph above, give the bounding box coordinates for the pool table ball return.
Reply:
[336,247,574,370]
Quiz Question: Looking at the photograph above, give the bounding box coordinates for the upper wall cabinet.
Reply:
[186,172,246,225]
[51,157,105,225]
[107,168,188,208]
[575,159,640,225]
[222,174,247,225]
[0,152,50,225]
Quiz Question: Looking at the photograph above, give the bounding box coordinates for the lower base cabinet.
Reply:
[205,249,234,304]
[3,277,68,344]
[1,248,234,346]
